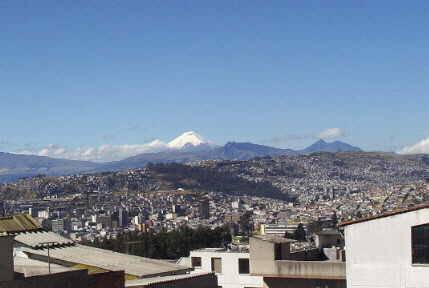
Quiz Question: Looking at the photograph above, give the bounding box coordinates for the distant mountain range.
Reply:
[300,139,362,154]
[0,132,362,182]
[0,152,98,182]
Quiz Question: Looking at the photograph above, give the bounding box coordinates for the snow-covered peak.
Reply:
[167,131,212,149]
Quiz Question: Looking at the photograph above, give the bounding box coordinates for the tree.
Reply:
[293,223,306,242]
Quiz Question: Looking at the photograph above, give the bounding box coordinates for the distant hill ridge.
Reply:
[0,139,362,182]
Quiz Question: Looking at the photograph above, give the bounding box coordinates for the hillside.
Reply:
[1,152,428,203]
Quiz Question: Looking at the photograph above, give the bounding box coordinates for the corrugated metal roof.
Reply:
[0,214,41,233]
[21,244,190,278]
[15,231,74,248]
[14,254,77,277]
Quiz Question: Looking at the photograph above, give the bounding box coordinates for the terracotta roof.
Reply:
[340,203,429,227]
[0,214,41,234]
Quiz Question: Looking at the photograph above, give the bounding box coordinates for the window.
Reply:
[275,243,283,260]
[412,223,429,264]
[191,257,202,267]
[238,258,250,274]
[211,257,222,273]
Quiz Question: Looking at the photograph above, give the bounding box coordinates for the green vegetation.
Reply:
[88,225,232,259]
[149,163,294,201]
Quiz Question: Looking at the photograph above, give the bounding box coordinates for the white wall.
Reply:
[189,250,263,288]
[345,208,429,288]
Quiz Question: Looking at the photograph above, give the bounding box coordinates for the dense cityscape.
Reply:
[2,2,429,287]
[1,152,428,254]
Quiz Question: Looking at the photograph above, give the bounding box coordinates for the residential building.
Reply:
[249,235,346,288]
[342,203,429,288]
[199,199,210,219]
[188,248,263,288]
[51,218,65,233]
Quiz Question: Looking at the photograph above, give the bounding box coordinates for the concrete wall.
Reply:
[268,260,345,279]
[249,237,287,275]
[0,235,14,282]
[0,270,89,288]
[89,271,125,288]
[263,277,345,288]
[288,249,321,261]
[190,250,263,288]
[345,208,429,288]
[249,236,345,282]
[0,269,125,288]
[132,273,218,288]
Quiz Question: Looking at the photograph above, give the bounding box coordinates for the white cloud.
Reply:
[17,140,169,162]
[13,131,217,162]
[399,137,429,154]
[316,128,345,140]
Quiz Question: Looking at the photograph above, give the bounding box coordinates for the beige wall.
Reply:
[249,236,345,282]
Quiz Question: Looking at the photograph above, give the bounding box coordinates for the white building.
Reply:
[187,248,263,288]
[343,204,429,288]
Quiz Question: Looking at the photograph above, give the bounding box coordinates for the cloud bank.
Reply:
[399,137,429,154]
[18,140,168,162]
[316,128,345,140]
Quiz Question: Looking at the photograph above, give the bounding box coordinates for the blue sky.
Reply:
[1,1,429,160]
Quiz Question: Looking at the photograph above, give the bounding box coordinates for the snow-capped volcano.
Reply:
[167,131,213,149]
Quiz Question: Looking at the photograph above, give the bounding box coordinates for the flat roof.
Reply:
[252,235,296,243]
[340,203,429,227]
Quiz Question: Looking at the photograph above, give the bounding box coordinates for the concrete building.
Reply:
[1,230,126,288]
[186,235,346,288]
[199,199,210,219]
[342,204,429,288]
[51,218,65,233]
[188,248,263,288]
[260,224,306,236]
[249,235,346,288]
[0,214,205,287]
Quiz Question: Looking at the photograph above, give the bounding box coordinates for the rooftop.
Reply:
[252,235,296,244]
[340,202,429,227]
[0,214,41,234]
[21,244,190,278]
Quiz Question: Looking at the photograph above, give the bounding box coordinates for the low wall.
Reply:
[253,260,346,280]
[128,273,218,288]
[263,277,346,288]
[288,249,321,261]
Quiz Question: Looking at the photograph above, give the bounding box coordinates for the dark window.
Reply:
[238,258,250,274]
[412,223,429,264]
[211,257,222,273]
[275,243,282,260]
[191,257,202,267]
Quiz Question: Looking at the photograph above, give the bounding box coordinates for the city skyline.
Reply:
[1,1,429,160]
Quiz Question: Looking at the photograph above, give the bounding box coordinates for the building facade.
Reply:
[188,248,263,288]
[343,205,429,288]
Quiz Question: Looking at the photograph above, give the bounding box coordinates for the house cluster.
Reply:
[1,203,428,287]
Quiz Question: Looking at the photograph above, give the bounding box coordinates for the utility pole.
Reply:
[40,241,57,274]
